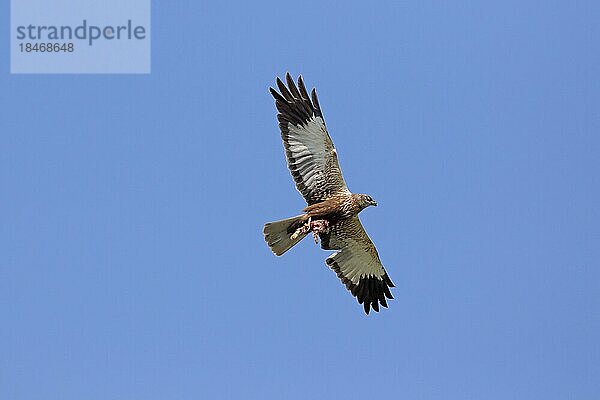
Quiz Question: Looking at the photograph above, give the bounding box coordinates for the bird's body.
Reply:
[296,194,355,229]
[305,193,367,220]
[263,73,394,314]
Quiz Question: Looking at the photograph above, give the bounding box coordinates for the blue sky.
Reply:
[2,1,599,399]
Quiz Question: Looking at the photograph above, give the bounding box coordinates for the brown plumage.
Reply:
[263,73,394,315]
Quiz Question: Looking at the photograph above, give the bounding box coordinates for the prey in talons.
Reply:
[290,218,330,244]
[309,219,329,244]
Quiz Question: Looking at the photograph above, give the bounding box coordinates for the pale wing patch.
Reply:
[323,217,394,314]
[286,116,348,202]
[271,74,350,204]
[326,245,386,285]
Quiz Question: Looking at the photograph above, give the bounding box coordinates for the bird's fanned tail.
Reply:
[263,215,308,256]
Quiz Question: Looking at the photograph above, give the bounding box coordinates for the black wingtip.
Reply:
[381,298,389,308]
[285,73,301,98]
[269,86,287,103]
[327,258,394,315]
[310,88,322,117]
[297,75,310,101]
[372,301,380,313]
[386,274,396,288]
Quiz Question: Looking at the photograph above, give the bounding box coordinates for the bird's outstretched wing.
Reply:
[320,216,394,314]
[270,73,350,205]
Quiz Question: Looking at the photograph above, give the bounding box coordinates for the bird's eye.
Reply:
[366,196,372,201]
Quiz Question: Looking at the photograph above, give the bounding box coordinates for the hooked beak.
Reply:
[372,201,378,207]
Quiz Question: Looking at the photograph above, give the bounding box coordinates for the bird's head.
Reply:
[358,194,378,209]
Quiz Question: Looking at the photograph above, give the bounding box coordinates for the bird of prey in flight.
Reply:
[263,73,394,314]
